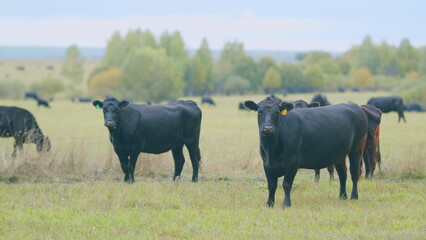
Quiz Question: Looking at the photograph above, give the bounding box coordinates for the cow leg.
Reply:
[264,169,277,207]
[348,152,361,200]
[118,154,130,182]
[172,145,185,181]
[282,167,298,207]
[334,162,348,199]
[363,145,372,180]
[314,169,320,182]
[187,145,201,182]
[127,153,139,183]
[327,165,335,181]
[12,139,24,158]
[398,111,406,123]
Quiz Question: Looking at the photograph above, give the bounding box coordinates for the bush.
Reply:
[30,75,65,98]
[0,80,26,99]
[88,68,122,98]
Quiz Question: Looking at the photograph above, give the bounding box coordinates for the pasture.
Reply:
[0,92,425,239]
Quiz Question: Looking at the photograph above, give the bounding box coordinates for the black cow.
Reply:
[201,97,216,106]
[367,96,406,123]
[311,93,331,106]
[0,106,51,157]
[311,94,335,182]
[405,104,424,112]
[244,96,367,207]
[24,92,39,100]
[36,98,50,108]
[16,66,25,71]
[361,105,382,180]
[93,97,202,183]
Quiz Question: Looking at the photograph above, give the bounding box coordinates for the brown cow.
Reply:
[361,105,382,179]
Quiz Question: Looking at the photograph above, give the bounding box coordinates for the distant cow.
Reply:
[46,65,54,70]
[16,66,25,71]
[244,96,367,207]
[201,97,216,106]
[311,93,331,106]
[367,96,406,123]
[25,92,39,100]
[93,97,202,183]
[0,106,51,157]
[36,98,50,108]
[311,94,334,182]
[361,105,382,179]
[405,104,424,112]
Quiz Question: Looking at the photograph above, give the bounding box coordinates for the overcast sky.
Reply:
[0,0,424,51]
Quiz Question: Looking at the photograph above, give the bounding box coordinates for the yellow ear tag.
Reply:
[281,109,287,115]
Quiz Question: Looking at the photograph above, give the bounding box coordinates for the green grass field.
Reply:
[0,92,425,239]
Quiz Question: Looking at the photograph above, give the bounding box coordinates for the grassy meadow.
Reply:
[0,92,425,239]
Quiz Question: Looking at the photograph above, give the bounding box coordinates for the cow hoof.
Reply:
[339,193,348,200]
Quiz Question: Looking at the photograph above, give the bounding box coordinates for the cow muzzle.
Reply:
[261,126,274,136]
[105,121,117,129]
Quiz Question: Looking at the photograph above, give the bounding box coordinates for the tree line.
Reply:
[23,29,418,107]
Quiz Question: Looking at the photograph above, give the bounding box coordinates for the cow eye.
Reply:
[258,110,263,116]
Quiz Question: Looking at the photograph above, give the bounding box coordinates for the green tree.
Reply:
[121,47,183,102]
[61,44,84,85]
[223,75,251,95]
[418,48,426,76]
[304,65,324,89]
[262,67,281,92]
[219,42,258,90]
[378,41,400,76]
[351,35,381,74]
[397,38,420,76]
[160,31,187,78]
[279,63,306,91]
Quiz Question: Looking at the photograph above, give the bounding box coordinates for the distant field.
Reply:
[0,93,425,238]
[0,59,100,97]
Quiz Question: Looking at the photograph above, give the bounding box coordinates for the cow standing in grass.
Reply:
[0,106,51,157]
[93,97,202,183]
[367,96,405,123]
[244,96,368,207]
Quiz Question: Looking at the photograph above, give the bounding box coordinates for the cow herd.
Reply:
[0,93,421,207]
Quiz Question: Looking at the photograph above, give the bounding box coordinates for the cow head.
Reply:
[93,97,129,129]
[244,96,294,137]
[36,136,51,153]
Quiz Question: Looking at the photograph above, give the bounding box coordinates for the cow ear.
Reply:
[280,101,294,112]
[308,102,320,108]
[119,100,130,109]
[244,101,258,111]
[92,100,103,109]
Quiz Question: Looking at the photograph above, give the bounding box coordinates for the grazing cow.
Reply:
[367,96,405,123]
[201,97,216,106]
[36,98,50,108]
[405,104,424,112]
[16,66,25,71]
[93,97,202,183]
[311,94,335,182]
[244,96,367,207]
[24,92,39,100]
[361,105,382,179]
[0,106,51,157]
